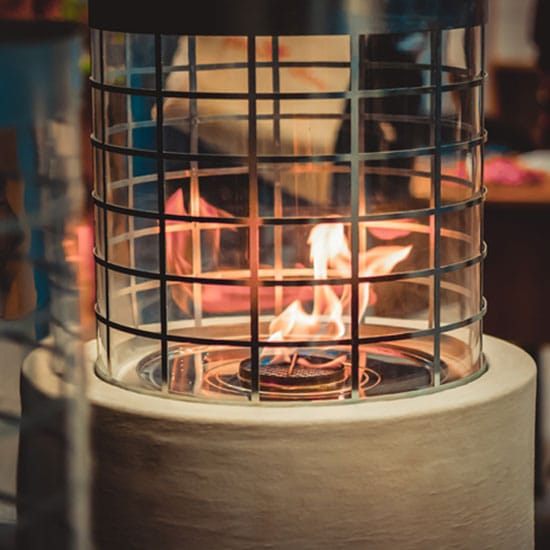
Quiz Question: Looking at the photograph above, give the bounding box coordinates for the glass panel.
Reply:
[360,92,432,154]
[104,90,157,150]
[103,31,127,87]
[440,148,478,204]
[168,342,251,401]
[440,263,481,324]
[362,156,428,212]
[256,35,350,94]
[109,271,161,329]
[441,321,482,381]
[199,175,249,218]
[103,32,156,89]
[366,216,431,272]
[127,33,156,89]
[198,56,248,93]
[257,98,347,156]
[258,162,350,218]
[471,144,483,194]
[358,335,435,398]
[360,31,431,91]
[91,28,102,82]
[440,203,481,266]
[169,286,250,340]
[164,161,249,218]
[91,87,103,141]
[165,174,191,216]
[442,26,483,84]
[108,163,129,209]
[165,221,248,278]
[440,86,482,144]
[164,35,248,93]
[163,98,248,155]
[94,205,105,260]
[96,319,109,377]
[109,329,161,388]
[363,278,430,327]
[409,149,483,206]
[93,146,104,199]
[106,152,159,213]
[107,212,159,273]
[96,264,106,317]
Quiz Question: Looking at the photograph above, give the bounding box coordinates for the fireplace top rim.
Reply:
[89,0,486,36]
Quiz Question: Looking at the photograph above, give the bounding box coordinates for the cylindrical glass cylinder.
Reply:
[90,0,487,403]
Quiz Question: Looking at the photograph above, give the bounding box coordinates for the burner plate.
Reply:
[239,353,346,391]
[136,344,448,401]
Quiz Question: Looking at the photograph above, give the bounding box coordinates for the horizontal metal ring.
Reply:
[90,73,484,101]
[95,301,486,348]
[95,244,485,288]
[92,189,485,226]
[91,133,486,164]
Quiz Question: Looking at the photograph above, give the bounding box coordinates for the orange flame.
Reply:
[265,222,411,365]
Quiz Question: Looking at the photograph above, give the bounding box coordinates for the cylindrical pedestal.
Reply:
[21,335,536,550]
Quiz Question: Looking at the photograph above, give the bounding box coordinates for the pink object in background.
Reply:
[484,157,545,186]
[454,156,545,186]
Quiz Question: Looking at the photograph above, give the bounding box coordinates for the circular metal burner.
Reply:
[239,352,347,392]
[136,344,448,401]
[203,362,377,401]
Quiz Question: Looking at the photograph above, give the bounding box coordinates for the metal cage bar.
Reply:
[350,34,361,398]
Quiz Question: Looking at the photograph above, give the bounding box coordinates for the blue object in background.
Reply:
[0,21,83,339]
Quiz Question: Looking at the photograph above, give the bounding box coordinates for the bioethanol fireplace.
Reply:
[90,0,487,403]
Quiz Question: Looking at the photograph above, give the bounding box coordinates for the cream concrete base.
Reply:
[21,336,536,550]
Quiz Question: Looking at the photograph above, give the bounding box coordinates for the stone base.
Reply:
[21,335,536,550]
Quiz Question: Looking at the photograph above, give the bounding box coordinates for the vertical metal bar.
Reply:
[188,36,203,326]
[358,35,367,252]
[430,30,443,386]
[125,35,140,328]
[155,33,169,392]
[99,30,111,378]
[464,26,475,81]
[350,34,361,399]
[248,36,261,401]
[479,23,486,364]
[272,36,283,315]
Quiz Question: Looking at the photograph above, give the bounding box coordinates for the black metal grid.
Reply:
[90,13,487,403]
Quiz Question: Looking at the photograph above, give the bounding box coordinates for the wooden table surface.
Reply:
[485,177,550,205]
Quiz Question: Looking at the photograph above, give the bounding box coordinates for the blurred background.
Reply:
[1,0,550,548]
